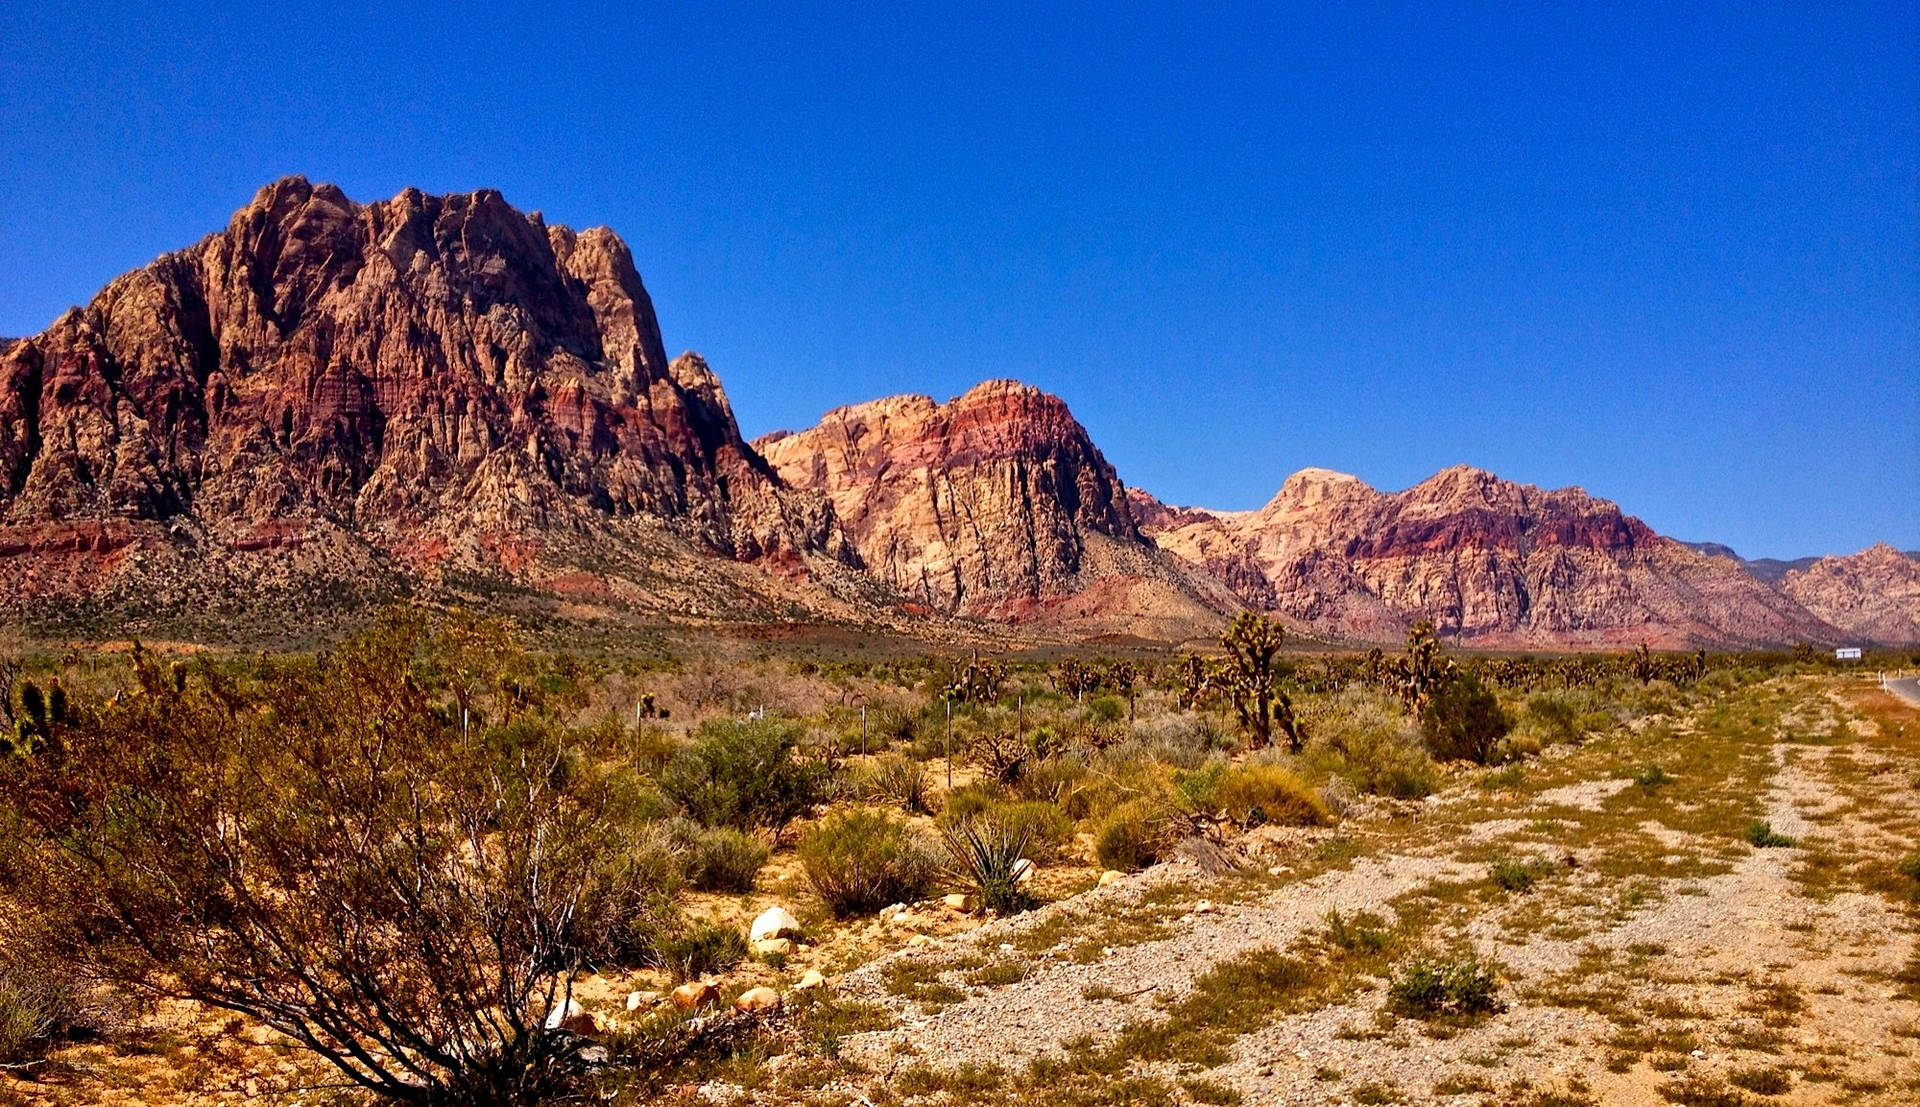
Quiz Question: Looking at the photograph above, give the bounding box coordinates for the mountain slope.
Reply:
[1778,544,1920,646]
[756,382,1231,638]
[0,178,859,631]
[1137,466,1843,648]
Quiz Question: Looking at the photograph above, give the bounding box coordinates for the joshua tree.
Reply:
[1220,612,1286,747]
[1173,654,1208,710]
[1106,660,1141,720]
[1392,619,1455,717]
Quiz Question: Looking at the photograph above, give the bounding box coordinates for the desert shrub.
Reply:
[1011,755,1089,805]
[1898,852,1920,886]
[1320,909,1397,957]
[799,809,939,917]
[940,816,1038,914]
[1490,856,1551,893]
[660,716,824,830]
[0,611,637,1104]
[652,921,747,982]
[1304,692,1436,798]
[857,753,931,814]
[671,821,770,893]
[1199,762,1331,828]
[1420,673,1513,764]
[941,781,1011,821]
[1085,694,1126,724]
[0,938,125,1064]
[940,798,1074,862]
[574,829,685,966]
[1633,763,1672,789]
[1524,693,1583,745]
[1094,799,1171,872]
[1744,820,1794,848]
[1387,952,1503,1018]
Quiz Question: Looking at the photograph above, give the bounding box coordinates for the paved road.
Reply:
[1886,676,1920,708]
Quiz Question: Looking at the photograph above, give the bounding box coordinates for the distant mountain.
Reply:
[2,177,1908,649]
[1677,542,1820,585]
[755,382,1229,639]
[0,178,864,633]
[1134,468,1845,649]
[1777,544,1920,646]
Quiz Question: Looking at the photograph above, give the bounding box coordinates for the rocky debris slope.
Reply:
[1136,465,1844,649]
[1778,544,1920,645]
[756,382,1231,636]
[0,178,857,629]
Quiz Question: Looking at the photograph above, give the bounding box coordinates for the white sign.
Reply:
[1836,647,1862,660]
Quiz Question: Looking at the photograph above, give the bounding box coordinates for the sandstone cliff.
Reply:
[756,382,1230,637]
[0,178,854,632]
[1778,544,1920,646]
[1137,465,1844,649]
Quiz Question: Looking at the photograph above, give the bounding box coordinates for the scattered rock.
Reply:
[754,937,796,957]
[543,997,599,1036]
[1098,870,1126,887]
[671,981,720,1010]
[625,990,663,1012]
[943,892,975,912]
[751,906,804,943]
[733,986,783,1015]
[1012,858,1036,885]
[1195,899,1215,915]
[796,969,827,990]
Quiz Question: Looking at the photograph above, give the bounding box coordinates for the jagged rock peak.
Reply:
[757,379,1149,617]
[0,178,840,565]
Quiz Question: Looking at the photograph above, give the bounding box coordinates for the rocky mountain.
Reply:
[1777,544,1920,646]
[0,178,862,633]
[1135,466,1845,649]
[1677,542,1820,585]
[755,382,1230,638]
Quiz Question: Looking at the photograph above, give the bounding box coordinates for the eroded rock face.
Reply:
[1139,465,1843,648]
[0,178,847,623]
[1779,544,1920,645]
[757,382,1186,622]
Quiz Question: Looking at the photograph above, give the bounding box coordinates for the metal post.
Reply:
[861,704,868,756]
[945,697,953,789]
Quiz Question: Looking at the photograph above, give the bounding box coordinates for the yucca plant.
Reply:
[940,815,1036,914]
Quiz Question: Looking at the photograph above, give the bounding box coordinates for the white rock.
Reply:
[624,990,663,1012]
[1195,899,1215,914]
[943,892,974,912]
[796,969,827,990]
[754,937,796,957]
[543,997,598,1035]
[1012,858,1036,884]
[1098,869,1125,887]
[733,986,782,1014]
[750,906,803,943]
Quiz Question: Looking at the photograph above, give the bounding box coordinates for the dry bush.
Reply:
[1303,690,1437,798]
[799,809,939,917]
[659,716,824,830]
[1094,798,1173,872]
[0,610,650,1105]
[1197,762,1331,828]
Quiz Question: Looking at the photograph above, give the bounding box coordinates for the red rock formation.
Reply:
[1778,544,1920,645]
[1139,466,1843,649]
[0,178,849,628]
[756,382,1228,635]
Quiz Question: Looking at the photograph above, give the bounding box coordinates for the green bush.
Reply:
[1420,674,1513,764]
[652,921,747,982]
[0,942,118,1064]
[673,822,770,893]
[1524,693,1582,745]
[1744,820,1794,848]
[660,717,824,830]
[799,809,939,917]
[940,816,1038,914]
[941,781,1010,822]
[1387,952,1503,1018]
[1094,799,1170,872]
[1202,762,1331,828]
[940,798,1074,862]
[857,753,931,814]
[1490,856,1550,893]
[1304,692,1437,798]
[574,831,685,967]
[1632,764,1672,789]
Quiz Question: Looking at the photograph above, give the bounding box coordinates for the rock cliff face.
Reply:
[1778,545,1920,646]
[0,178,850,629]
[756,382,1228,634]
[1137,466,1843,648]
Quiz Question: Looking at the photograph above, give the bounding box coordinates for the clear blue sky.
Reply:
[3,2,1914,559]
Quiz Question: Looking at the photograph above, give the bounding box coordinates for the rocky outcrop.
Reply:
[1778,545,1920,645]
[1139,465,1843,649]
[0,178,858,631]
[757,382,1228,634]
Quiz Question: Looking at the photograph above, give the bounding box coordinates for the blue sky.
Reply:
[2,2,1913,558]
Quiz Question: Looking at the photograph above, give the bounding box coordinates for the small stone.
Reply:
[624,990,663,1012]
[1179,913,1194,923]
[543,997,599,1036]
[907,934,932,947]
[754,937,795,957]
[733,986,782,1015]
[1098,870,1125,887]
[795,969,827,990]
[943,892,974,912]
[578,1044,611,1065]
[671,980,720,1010]
[1195,899,1214,914]
[999,943,1015,952]
[1690,1049,1706,1059]
[1012,858,1036,885]
[750,907,803,943]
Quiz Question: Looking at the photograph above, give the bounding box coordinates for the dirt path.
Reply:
[835,679,1920,1106]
